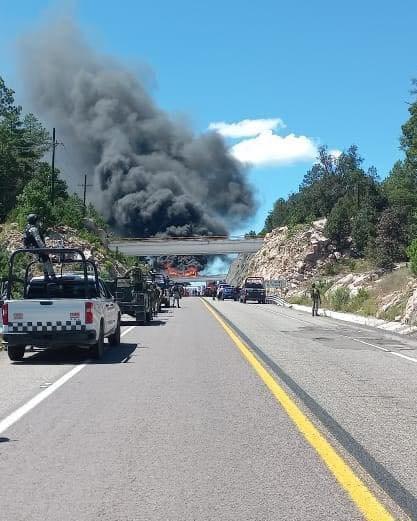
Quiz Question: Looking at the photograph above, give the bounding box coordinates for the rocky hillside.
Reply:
[0,221,130,280]
[228,219,417,326]
[228,219,341,288]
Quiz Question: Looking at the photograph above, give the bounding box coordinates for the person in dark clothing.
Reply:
[23,214,56,279]
[173,285,181,308]
[310,283,321,316]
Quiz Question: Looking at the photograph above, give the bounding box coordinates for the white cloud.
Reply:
[209,118,285,138]
[329,149,342,159]
[209,117,317,166]
[230,130,317,166]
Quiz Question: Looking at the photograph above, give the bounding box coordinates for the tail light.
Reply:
[85,302,94,324]
[2,303,8,326]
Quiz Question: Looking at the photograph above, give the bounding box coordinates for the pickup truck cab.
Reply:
[239,277,266,304]
[2,248,121,361]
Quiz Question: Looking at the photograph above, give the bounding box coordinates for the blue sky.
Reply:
[1,0,417,233]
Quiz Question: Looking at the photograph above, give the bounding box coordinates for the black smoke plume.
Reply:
[18,18,256,241]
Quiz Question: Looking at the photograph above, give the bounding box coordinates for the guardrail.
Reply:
[266,295,291,307]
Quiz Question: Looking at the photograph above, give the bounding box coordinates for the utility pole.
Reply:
[78,174,93,216]
[51,128,56,206]
[50,128,63,206]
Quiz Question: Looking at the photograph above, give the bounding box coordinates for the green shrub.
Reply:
[288,294,310,306]
[359,297,379,316]
[407,239,417,276]
[323,263,337,276]
[349,288,369,307]
[347,288,378,315]
[331,287,351,311]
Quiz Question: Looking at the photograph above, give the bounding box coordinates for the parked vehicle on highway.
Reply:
[233,287,241,301]
[2,248,121,361]
[112,274,153,325]
[217,285,235,300]
[152,272,171,308]
[239,277,266,304]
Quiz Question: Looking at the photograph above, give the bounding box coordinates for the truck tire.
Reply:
[8,345,25,361]
[146,310,152,323]
[91,323,105,360]
[108,318,121,346]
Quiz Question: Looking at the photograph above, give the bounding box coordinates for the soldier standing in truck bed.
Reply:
[125,264,145,303]
[23,214,56,280]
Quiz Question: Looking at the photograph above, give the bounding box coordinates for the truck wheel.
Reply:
[8,345,25,361]
[135,312,145,325]
[146,310,152,323]
[91,323,105,360]
[108,318,121,346]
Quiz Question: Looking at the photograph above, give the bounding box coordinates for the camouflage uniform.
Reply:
[310,285,321,316]
[151,284,162,315]
[126,266,144,302]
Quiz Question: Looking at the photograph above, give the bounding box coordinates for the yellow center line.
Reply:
[202,299,394,521]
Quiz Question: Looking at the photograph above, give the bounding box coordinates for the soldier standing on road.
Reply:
[173,284,181,308]
[310,283,321,316]
[151,283,161,315]
[23,214,56,280]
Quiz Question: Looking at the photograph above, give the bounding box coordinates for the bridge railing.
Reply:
[266,295,291,307]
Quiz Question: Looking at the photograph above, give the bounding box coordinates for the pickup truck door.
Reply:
[99,281,117,335]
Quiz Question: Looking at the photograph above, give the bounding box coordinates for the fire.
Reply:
[164,264,199,278]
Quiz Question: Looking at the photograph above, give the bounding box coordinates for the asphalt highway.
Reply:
[0,299,416,520]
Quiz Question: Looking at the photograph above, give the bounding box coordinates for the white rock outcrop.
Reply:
[228,219,335,288]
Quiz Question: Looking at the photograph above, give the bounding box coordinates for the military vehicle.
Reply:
[112,266,153,325]
[151,271,171,309]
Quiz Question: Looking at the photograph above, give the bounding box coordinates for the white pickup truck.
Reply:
[2,248,121,361]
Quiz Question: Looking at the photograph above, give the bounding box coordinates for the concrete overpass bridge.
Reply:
[109,236,264,256]
[169,274,227,283]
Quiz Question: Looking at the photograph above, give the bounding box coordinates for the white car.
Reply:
[2,273,121,361]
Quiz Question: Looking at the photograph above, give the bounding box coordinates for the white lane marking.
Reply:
[348,338,390,353]
[391,351,417,363]
[0,363,87,434]
[0,325,137,435]
[121,325,136,337]
[254,305,417,365]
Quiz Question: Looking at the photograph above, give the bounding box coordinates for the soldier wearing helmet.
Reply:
[125,262,144,289]
[23,214,56,279]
